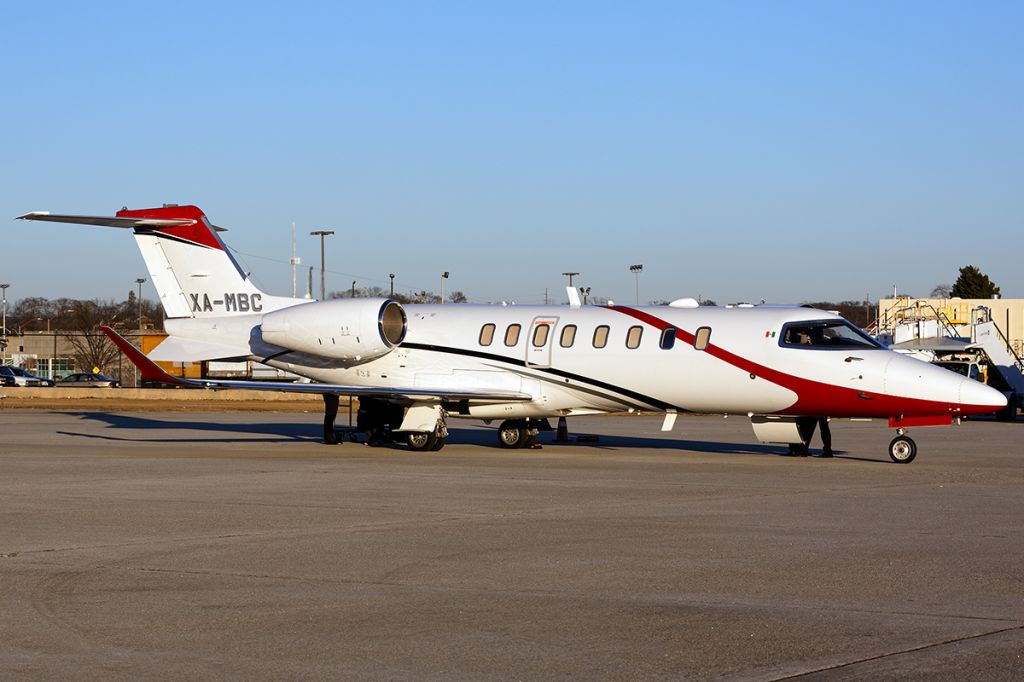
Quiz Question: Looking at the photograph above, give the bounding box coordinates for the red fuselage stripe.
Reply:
[608,305,985,419]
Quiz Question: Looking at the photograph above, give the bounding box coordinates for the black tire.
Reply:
[406,431,438,451]
[888,435,917,464]
[497,420,528,449]
[430,436,446,451]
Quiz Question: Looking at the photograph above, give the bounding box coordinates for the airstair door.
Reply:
[526,317,558,368]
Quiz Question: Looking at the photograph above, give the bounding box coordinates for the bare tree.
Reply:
[62,300,123,376]
[802,300,877,328]
[329,285,391,300]
[9,297,55,333]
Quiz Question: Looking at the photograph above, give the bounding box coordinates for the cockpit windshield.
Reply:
[780,320,882,350]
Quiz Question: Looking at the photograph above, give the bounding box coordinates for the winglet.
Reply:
[101,326,188,386]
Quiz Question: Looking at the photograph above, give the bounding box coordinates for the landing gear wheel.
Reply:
[430,436,447,451]
[406,431,438,451]
[497,420,529,449]
[888,435,917,464]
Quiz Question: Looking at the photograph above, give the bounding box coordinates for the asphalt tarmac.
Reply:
[1,410,1021,680]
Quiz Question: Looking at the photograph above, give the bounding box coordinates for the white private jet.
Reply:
[19,205,1006,462]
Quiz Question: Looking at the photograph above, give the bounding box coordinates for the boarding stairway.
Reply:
[875,302,1024,416]
[974,319,1024,395]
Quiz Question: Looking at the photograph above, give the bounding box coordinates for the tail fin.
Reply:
[19,205,307,319]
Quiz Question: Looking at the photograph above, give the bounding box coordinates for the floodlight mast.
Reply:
[310,230,334,300]
[0,283,9,362]
[629,264,643,305]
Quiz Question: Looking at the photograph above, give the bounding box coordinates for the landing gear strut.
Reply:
[888,428,917,464]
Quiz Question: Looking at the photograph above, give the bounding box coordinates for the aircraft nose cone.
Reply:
[958,378,1007,414]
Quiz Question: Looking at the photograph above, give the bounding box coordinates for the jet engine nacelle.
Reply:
[260,298,407,363]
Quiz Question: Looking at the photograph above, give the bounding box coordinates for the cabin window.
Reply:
[504,324,522,347]
[593,325,609,349]
[532,323,550,347]
[626,325,643,349]
[694,326,712,351]
[780,320,882,349]
[479,323,495,346]
[560,324,577,348]
[660,327,676,350]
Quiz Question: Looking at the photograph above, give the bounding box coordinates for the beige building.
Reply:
[878,297,1024,355]
[1,330,198,385]
[3,331,80,380]
[3,330,273,385]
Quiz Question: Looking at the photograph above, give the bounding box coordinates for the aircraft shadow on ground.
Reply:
[57,411,319,443]
[360,426,853,459]
[528,432,838,458]
[55,411,875,460]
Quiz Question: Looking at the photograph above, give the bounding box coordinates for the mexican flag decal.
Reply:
[764,330,776,338]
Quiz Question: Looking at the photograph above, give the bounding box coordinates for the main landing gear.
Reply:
[496,419,541,449]
[888,428,917,464]
[406,430,447,452]
[353,398,449,451]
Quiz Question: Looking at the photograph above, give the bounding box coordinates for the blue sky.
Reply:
[3,1,1021,307]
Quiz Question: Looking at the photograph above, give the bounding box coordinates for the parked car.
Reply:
[0,366,54,387]
[57,372,120,388]
[10,364,54,385]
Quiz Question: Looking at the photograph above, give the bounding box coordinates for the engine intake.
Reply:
[260,298,407,364]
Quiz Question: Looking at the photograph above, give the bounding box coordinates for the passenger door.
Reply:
[525,317,558,368]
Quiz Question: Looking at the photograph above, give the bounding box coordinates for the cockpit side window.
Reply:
[780,320,882,350]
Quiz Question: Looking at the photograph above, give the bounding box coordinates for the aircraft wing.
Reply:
[101,326,532,402]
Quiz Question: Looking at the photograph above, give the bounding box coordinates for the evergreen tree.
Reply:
[951,265,1001,299]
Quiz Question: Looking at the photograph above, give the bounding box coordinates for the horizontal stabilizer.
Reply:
[18,212,195,229]
[17,211,227,231]
[102,326,532,402]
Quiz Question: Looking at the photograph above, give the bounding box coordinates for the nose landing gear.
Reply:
[888,428,917,464]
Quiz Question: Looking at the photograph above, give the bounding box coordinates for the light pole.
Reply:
[389,273,395,297]
[0,283,9,363]
[290,222,301,297]
[310,230,334,300]
[351,281,356,298]
[440,272,449,304]
[136,278,146,330]
[562,272,580,288]
[629,264,643,305]
[134,277,146,387]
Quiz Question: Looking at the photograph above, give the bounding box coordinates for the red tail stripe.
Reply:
[117,205,223,251]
